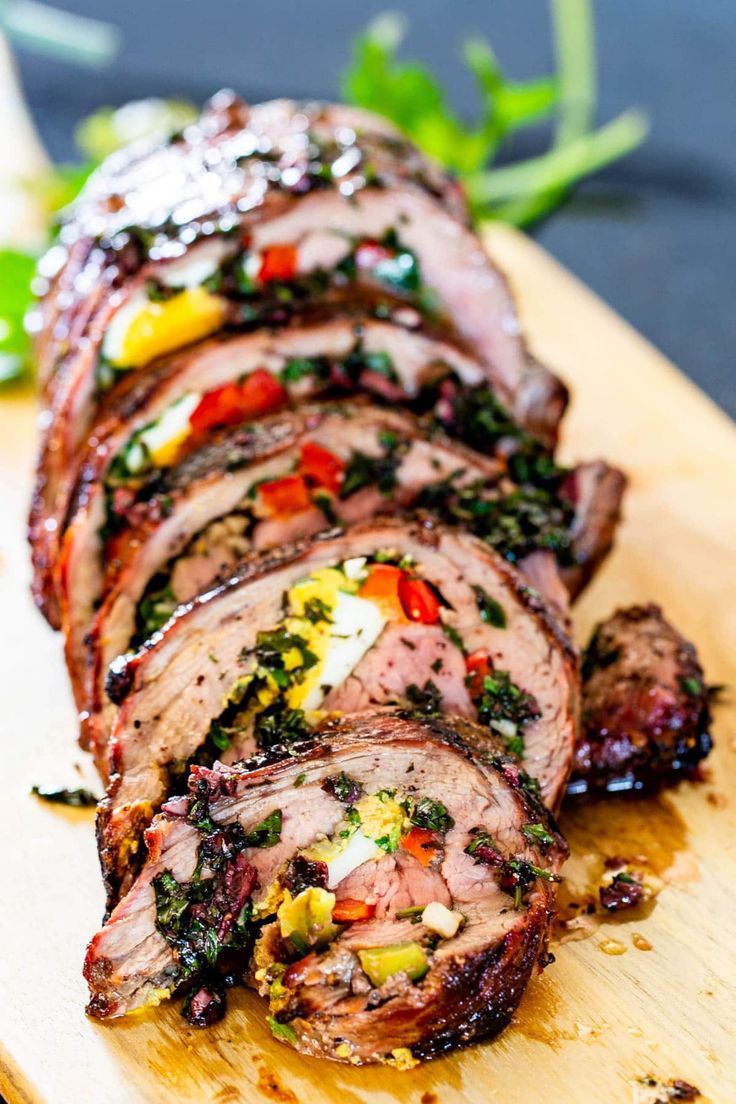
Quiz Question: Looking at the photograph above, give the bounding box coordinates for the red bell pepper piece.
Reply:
[299,441,345,494]
[258,474,311,516]
[332,898,376,923]
[189,369,287,436]
[358,563,406,621]
[401,827,441,868]
[398,576,441,624]
[237,368,288,417]
[258,244,298,283]
[465,649,492,695]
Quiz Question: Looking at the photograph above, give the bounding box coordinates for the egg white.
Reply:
[295,590,386,712]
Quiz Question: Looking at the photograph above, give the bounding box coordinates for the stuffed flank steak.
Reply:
[98,518,576,903]
[30,94,565,625]
[75,401,618,765]
[85,710,566,1066]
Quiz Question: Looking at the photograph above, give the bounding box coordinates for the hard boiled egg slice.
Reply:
[102,285,226,368]
[136,392,200,467]
[288,588,386,713]
[324,830,383,889]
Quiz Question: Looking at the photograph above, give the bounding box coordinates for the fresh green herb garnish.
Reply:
[343,6,648,228]
[208,720,233,753]
[679,677,703,697]
[302,597,333,625]
[279,356,330,384]
[322,772,364,804]
[473,670,540,735]
[133,576,178,646]
[340,433,404,499]
[254,701,312,749]
[404,679,443,716]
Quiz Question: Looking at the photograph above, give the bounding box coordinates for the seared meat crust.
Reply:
[569,603,712,795]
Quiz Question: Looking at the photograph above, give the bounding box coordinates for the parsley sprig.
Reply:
[342,3,648,227]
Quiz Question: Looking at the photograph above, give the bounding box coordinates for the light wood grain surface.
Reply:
[0,224,734,1104]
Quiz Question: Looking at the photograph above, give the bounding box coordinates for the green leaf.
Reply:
[343,9,648,229]
[0,249,36,386]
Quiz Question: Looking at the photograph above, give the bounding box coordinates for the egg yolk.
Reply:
[113,287,226,368]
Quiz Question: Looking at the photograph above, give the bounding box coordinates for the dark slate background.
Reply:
[15,0,735,416]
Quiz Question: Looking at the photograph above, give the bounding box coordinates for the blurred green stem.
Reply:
[551,0,596,145]
[0,0,119,67]
[467,110,648,205]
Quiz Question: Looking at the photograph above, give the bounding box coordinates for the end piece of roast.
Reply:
[568,603,712,796]
[85,709,566,1067]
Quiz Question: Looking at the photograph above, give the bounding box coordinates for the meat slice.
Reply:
[72,398,610,764]
[568,604,712,796]
[55,316,491,697]
[99,519,577,904]
[77,402,504,759]
[560,461,627,599]
[30,94,566,626]
[85,710,567,1068]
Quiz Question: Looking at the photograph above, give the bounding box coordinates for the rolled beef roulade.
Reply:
[30,93,566,625]
[99,518,577,903]
[85,710,567,1067]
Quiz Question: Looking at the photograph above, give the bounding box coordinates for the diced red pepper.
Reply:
[465,649,492,695]
[237,368,288,417]
[358,563,406,621]
[398,576,441,624]
[189,369,287,436]
[258,244,298,283]
[189,381,248,435]
[353,240,393,271]
[332,898,376,923]
[299,441,345,494]
[401,827,441,868]
[258,474,311,517]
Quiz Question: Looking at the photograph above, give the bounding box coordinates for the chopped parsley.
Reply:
[133,576,178,645]
[522,823,555,850]
[340,435,405,498]
[404,795,455,833]
[302,597,333,625]
[405,679,443,716]
[473,585,507,629]
[242,809,283,849]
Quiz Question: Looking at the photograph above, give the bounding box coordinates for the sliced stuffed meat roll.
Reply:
[55,310,574,709]
[77,401,609,764]
[85,710,567,1068]
[99,519,577,902]
[30,93,566,623]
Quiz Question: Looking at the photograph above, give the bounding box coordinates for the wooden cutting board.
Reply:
[1,223,734,1104]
